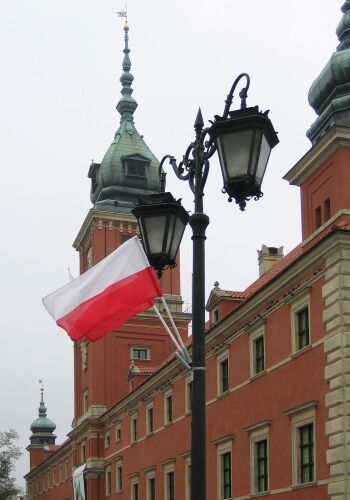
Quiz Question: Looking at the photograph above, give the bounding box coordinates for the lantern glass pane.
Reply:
[164,213,176,255]
[217,130,253,181]
[169,216,186,261]
[255,134,271,188]
[144,215,167,254]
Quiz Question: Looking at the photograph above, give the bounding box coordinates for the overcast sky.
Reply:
[0,0,342,489]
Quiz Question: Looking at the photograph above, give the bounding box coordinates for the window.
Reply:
[125,158,147,178]
[115,421,122,442]
[105,431,111,448]
[81,442,86,463]
[324,198,330,221]
[65,460,69,479]
[106,466,112,495]
[116,460,123,493]
[290,291,311,354]
[131,414,137,442]
[217,351,230,395]
[254,336,265,374]
[213,308,219,323]
[130,475,139,500]
[221,453,232,499]
[285,400,317,485]
[185,456,191,500]
[215,436,233,500]
[131,345,150,360]
[147,403,154,434]
[53,467,56,485]
[83,388,89,414]
[315,206,321,229]
[146,470,156,500]
[297,308,309,350]
[245,420,270,494]
[59,464,63,483]
[185,376,193,413]
[165,390,173,424]
[166,471,175,500]
[255,440,268,492]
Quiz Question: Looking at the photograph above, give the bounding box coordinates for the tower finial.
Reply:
[116,10,138,124]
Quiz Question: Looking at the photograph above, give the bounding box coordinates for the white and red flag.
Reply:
[43,236,162,342]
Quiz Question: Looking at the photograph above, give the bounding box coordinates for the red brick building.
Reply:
[26,3,350,499]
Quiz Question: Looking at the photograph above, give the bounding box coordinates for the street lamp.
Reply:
[132,73,278,500]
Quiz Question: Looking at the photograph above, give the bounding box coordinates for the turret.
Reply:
[27,382,57,469]
[307,1,350,144]
[88,21,163,212]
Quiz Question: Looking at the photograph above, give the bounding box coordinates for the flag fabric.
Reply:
[43,237,162,342]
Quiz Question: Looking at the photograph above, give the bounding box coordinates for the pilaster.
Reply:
[323,245,350,499]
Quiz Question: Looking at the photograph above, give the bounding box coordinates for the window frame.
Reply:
[129,473,140,500]
[130,413,138,443]
[145,468,156,500]
[285,401,317,486]
[215,436,233,500]
[185,375,193,414]
[116,459,123,493]
[245,420,270,494]
[290,291,311,354]
[164,389,173,425]
[217,350,230,395]
[130,344,150,361]
[164,461,175,500]
[146,402,154,434]
[105,431,111,449]
[115,421,122,442]
[105,466,112,496]
[249,326,266,377]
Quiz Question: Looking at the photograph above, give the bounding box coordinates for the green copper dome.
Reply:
[307,1,350,143]
[88,23,164,213]
[30,387,56,446]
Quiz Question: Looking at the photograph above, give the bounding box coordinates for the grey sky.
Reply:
[0,0,341,488]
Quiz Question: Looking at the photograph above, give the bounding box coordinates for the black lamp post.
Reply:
[132,73,278,500]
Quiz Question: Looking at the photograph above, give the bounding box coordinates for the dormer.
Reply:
[206,282,246,328]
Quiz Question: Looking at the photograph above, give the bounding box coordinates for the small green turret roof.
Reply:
[88,22,164,212]
[307,1,350,143]
[30,384,56,446]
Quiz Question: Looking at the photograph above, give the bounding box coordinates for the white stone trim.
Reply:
[289,290,311,354]
[216,436,233,500]
[249,326,266,377]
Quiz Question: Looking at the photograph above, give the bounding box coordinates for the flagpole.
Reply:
[160,297,192,363]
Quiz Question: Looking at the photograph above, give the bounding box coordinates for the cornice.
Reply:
[284,126,350,186]
[24,440,74,479]
[73,208,137,250]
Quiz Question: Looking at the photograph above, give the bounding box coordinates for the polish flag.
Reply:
[43,237,162,342]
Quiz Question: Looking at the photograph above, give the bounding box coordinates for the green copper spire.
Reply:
[88,21,164,212]
[307,1,350,143]
[30,382,56,446]
[116,22,138,123]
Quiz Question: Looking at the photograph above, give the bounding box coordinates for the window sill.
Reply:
[164,421,174,428]
[250,370,266,381]
[250,491,270,498]
[291,344,312,359]
[216,389,230,400]
[291,481,317,490]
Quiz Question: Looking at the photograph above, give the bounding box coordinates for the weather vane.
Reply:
[38,379,44,392]
[116,2,128,22]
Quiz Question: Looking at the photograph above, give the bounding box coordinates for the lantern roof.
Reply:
[88,22,163,213]
[307,1,350,144]
[30,384,56,446]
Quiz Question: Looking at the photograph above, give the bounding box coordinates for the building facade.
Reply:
[26,3,350,499]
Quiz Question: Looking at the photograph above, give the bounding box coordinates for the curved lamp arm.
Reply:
[158,73,251,198]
